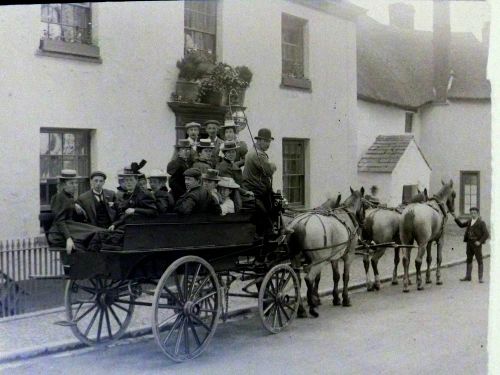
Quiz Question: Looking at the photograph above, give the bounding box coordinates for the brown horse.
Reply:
[361,188,428,291]
[287,187,365,317]
[399,180,456,292]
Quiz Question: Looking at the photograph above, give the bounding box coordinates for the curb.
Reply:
[0,255,487,364]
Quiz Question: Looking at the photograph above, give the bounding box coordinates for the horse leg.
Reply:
[314,273,322,305]
[415,243,426,290]
[371,257,381,290]
[363,255,374,291]
[425,242,433,284]
[331,260,341,306]
[436,240,444,285]
[342,254,352,307]
[402,248,411,293]
[294,268,308,318]
[392,248,400,285]
[305,264,323,318]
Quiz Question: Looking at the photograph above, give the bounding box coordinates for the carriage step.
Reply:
[54,320,77,327]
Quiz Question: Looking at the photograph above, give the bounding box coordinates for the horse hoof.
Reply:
[367,286,374,292]
[436,280,443,285]
[426,279,432,284]
[374,283,381,291]
[309,308,319,318]
[332,298,341,306]
[342,299,351,307]
[403,287,409,293]
[417,286,424,291]
[391,280,398,285]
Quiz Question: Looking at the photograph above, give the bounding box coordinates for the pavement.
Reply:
[0,223,490,364]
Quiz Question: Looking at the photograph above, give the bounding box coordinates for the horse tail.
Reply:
[400,208,415,244]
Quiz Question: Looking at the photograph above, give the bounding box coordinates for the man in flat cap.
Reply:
[185,122,201,162]
[167,139,192,202]
[452,207,490,283]
[174,168,222,215]
[204,120,223,166]
[76,170,116,229]
[242,128,277,239]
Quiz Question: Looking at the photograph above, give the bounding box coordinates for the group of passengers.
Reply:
[47,119,280,253]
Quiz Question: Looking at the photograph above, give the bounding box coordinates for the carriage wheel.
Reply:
[65,278,135,346]
[152,256,221,362]
[258,264,300,334]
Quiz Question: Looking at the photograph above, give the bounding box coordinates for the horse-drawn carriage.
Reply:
[41,192,302,362]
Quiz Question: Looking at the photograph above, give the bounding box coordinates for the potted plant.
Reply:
[175,50,213,102]
[199,63,253,106]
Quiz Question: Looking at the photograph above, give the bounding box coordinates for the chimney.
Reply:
[433,0,451,104]
[482,22,490,47]
[388,3,415,30]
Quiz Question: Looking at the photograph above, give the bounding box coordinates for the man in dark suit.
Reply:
[76,171,116,229]
[174,168,221,215]
[452,207,489,283]
[167,139,192,202]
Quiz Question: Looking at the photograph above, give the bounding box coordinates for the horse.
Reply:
[286,187,365,318]
[361,188,428,291]
[399,180,456,292]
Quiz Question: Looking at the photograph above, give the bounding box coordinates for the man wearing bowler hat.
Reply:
[452,207,489,283]
[76,170,116,229]
[242,128,278,238]
[167,139,192,201]
[192,139,215,174]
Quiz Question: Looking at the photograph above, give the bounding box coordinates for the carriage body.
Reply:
[43,201,300,362]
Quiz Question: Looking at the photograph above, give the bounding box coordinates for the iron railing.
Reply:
[0,238,65,318]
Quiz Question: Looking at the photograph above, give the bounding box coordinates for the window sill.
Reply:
[280,76,312,91]
[37,39,102,63]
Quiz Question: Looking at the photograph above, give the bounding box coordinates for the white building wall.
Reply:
[390,140,431,206]
[357,172,392,204]
[419,100,491,222]
[0,1,359,238]
[221,0,359,206]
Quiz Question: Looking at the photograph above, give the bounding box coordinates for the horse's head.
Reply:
[411,188,429,203]
[346,186,366,224]
[439,179,456,214]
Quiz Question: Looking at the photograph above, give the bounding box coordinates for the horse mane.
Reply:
[432,183,453,201]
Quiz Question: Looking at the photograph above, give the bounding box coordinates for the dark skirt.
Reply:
[48,220,106,251]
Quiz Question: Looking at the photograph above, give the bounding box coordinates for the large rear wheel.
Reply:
[258,264,300,333]
[152,256,221,362]
[64,278,135,345]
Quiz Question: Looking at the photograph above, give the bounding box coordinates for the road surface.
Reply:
[1,260,489,375]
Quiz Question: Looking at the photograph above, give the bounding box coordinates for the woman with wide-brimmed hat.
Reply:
[218,177,242,215]
[148,169,174,214]
[221,120,248,168]
[216,140,254,198]
[47,169,106,254]
[192,139,215,174]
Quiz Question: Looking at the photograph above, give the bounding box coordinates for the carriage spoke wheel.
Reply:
[64,278,135,346]
[258,264,300,334]
[152,256,221,362]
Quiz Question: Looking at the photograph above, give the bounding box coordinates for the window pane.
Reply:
[63,155,77,170]
[63,133,76,155]
[49,133,62,155]
[40,132,50,155]
[49,155,62,177]
[74,132,88,155]
[77,157,89,176]
[40,183,48,206]
[470,185,477,195]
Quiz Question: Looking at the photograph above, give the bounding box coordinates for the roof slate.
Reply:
[357,16,491,109]
[357,135,430,173]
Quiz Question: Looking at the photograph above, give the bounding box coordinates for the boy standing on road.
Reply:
[452,207,489,283]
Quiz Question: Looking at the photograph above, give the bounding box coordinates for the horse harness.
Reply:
[293,207,361,267]
[426,197,448,240]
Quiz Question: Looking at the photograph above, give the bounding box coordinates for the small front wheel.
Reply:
[258,264,300,333]
[152,256,221,362]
